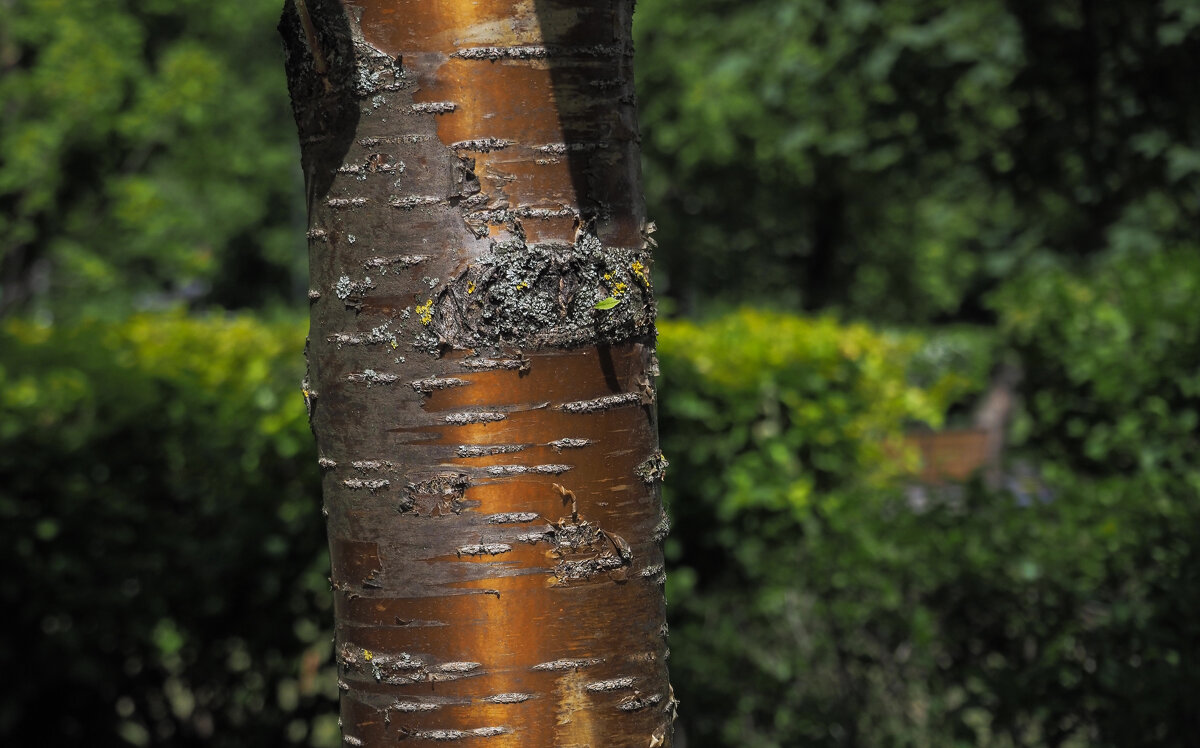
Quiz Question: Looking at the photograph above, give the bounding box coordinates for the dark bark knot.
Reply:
[418,233,655,350]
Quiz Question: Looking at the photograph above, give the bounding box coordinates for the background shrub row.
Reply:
[4,247,1197,746]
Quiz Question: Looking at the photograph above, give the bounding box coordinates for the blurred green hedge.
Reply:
[0,313,337,747]
[3,277,1199,746]
[659,256,1200,746]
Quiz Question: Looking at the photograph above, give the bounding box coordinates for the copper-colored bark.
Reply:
[281,2,673,745]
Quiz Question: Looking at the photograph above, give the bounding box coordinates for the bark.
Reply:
[280,2,673,745]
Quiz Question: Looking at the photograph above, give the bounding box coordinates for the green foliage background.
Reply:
[1,0,300,315]
[2,0,1199,746]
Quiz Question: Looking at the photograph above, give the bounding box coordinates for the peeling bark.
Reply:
[281,1,673,745]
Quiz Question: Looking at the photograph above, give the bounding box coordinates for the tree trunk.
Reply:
[280,2,673,745]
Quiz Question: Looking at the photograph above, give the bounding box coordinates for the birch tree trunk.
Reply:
[281,2,673,745]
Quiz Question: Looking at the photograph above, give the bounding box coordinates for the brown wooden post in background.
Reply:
[281,1,674,745]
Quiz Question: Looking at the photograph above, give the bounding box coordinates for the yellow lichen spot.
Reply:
[389,340,398,350]
[516,281,529,291]
[630,260,649,286]
[613,282,628,297]
[603,272,614,282]
[467,281,476,294]
[363,650,373,661]
[416,299,433,325]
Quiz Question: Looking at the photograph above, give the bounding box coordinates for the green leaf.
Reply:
[594,296,621,310]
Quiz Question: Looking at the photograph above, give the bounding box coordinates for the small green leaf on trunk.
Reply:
[594,296,621,310]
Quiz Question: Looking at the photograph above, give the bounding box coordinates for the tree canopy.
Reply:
[1,0,300,316]
[635,0,1200,320]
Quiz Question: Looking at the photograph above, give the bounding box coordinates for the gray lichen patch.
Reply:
[345,647,423,672]
[410,101,456,114]
[359,134,430,146]
[452,45,551,60]
[559,392,642,414]
[326,196,369,209]
[617,692,663,711]
[482,692,532,704]
[486,512,540,524]
[555,555,625,582]
[456,543,512,557]
[548,438,591,451]
[423,233,655,349]
[346,369,398,386]
[403,727,509,741]
[586,676,636,693]
[389,195,444,210]
[334,274,375,306]
[343,478,390,492]
[450,138,513,152]
[635,452,669,484]
[390,701,440,713]
[351,459,394,471]
[650,513,672,543]
[533,142,608,155]
[337,152,402,179]
[457,444,527,458]
[451,44,622,60]
[340,647,486,690]
[485,464,572,476]
[531,658,603,672]
[444,410,507,425]
[364,648,422,672]
[351,38,409,96]
[328,322,396,348]
[409,376,469,393]
[363,254,428,270]
[639,564,665,579]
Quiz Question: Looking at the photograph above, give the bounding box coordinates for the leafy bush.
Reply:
[658,310,970,518]
[993,248,1200,479]
[658,310,976,746]
[0,312,336,747]
[982,248,1200,746]
[658,295,1200,747]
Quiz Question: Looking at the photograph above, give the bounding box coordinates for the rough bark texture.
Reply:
[281,2,673,745]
